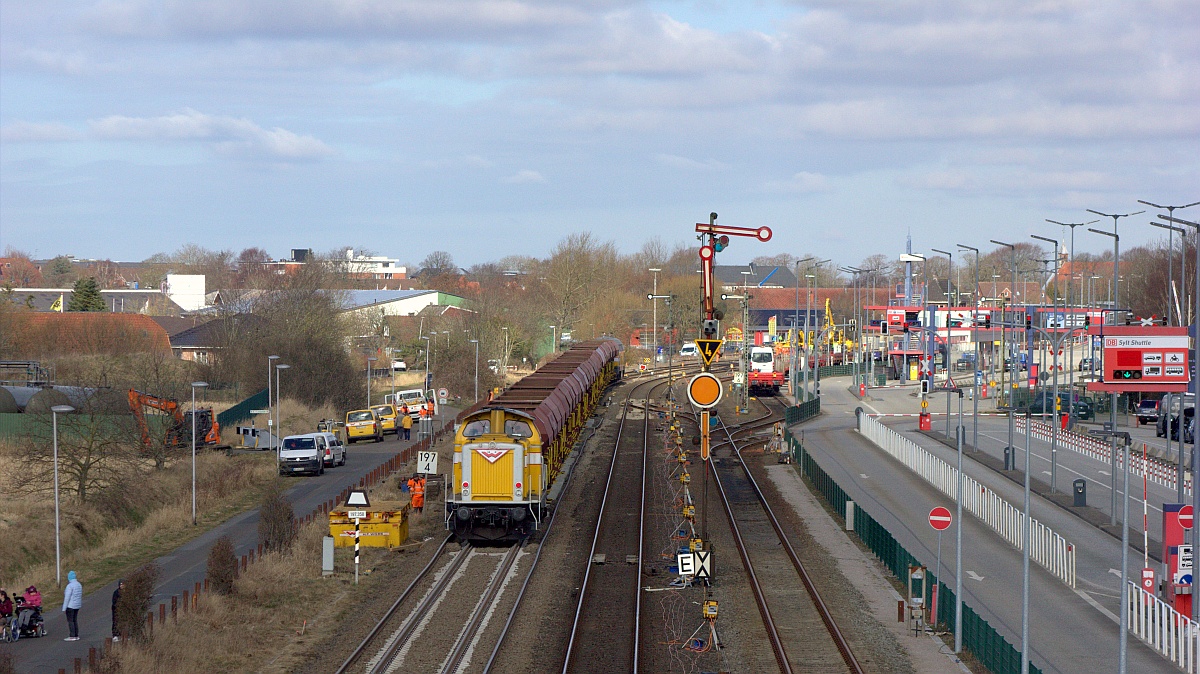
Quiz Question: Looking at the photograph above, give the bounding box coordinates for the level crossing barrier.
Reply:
[858,413,1076,588]
[1016,417,1193,496]
[783,427,1043,674]
[1128,580,1199,672]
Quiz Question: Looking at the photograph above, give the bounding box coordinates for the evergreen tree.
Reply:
[67,277,106,312]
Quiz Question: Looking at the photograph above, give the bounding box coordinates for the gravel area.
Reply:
[486,384,631,673]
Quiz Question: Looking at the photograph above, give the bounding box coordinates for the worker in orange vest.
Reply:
[408,475,425,513]
[424,398,435,418]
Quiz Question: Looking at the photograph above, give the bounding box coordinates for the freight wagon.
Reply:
[447,339,622,542]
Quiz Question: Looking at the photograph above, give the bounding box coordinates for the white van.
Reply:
[386,388,438,420]
[316,431,346,467]
[679,343,698,357]
[279,433,329,476]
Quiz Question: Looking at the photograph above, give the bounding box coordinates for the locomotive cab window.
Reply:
[463,419,490,437]
[505,420,532,438]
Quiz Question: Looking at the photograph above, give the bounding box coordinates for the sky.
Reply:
[1,0,1198,268]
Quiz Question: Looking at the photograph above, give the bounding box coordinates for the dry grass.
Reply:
[0,439,277,605]
[95,430,456,673]
[277,398,341,438]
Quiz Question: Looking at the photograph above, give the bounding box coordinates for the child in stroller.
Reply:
[9,586,47,640]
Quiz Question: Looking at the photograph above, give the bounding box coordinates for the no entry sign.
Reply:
[928,506,953,531]
[1181,505,1194,529]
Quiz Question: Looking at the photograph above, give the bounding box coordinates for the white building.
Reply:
[164,274,206,311]
[344,249,406,279]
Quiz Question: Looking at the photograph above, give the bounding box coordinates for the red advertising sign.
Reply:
[1087,326,1190,393]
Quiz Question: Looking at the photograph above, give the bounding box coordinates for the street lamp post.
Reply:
[421,335,432,406]
[954,389,965,654]
[501,327,510,373]
[367,357,378,408]
[1150,220,1191,501]
[470,339,480,402]
[1032,234,1062,492]
[267,355,279,452]
[51,404,75,585]
[274,365,290,462]
[649,268,662,372]
[1157,212,1200,623]
[1141,200,1200,325]
[190,381,208,526]
[1088,213,1139,526]
[991,241,1018,406]
[958,244,980,453]
[793,257,815,397]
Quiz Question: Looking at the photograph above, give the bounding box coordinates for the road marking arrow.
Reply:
[1098,470,1110,476]
[1109,568,1122,578]
[860,473,869,479]
[967,571,985,582]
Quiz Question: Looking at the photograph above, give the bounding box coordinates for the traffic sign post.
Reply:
[696,339,723,368]
[699,411,711,461]
[687,373,723,409]
[928,507,952,629]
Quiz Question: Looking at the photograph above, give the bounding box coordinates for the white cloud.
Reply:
[88,109,335,160]
[501,169,546,184]
[764,171,832,193]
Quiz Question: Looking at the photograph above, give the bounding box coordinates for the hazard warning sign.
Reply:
[696,339,723,367]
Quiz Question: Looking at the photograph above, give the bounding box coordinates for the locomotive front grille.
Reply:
[469,446,516,500]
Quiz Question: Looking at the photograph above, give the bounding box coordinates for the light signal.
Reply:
[1113,369,1142,380]
[713,235,730,252]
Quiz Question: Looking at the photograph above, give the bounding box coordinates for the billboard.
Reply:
[1087,325,1191,393]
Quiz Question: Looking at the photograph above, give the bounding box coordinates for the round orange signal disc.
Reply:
[687,373,723,409]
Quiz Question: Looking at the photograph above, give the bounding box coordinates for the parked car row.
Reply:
[278,432,347,476]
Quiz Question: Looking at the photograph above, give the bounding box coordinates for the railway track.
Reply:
[562,373,669,673]
[709,397,865,674]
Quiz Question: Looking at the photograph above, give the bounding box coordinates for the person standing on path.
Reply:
[401,412,412,440]
[62,571,82,641]
[111,579,124,642]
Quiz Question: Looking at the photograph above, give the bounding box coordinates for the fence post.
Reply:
[88,648,96,670]
[171,596,178,622]
[73,658,81,674]
[182,590,189,614]
[159,603,165,624]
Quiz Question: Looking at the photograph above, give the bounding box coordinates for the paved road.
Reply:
[3,414,454,674]
[796,385,1168,673]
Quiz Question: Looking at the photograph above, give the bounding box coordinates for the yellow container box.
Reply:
[328,501,410,548]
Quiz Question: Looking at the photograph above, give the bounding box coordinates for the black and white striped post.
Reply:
[354,517,360,585]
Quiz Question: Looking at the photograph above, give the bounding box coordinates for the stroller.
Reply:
[8,596,46,640]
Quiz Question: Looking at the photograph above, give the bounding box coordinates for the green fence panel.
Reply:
[784,397,822,425]
[790,434,1041,674]
[0,413,169,441]
[817,364,855,378]
[217,388,269,429]
[875,372,886,386]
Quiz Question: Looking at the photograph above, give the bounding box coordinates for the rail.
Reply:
[1128,580,1200,672]
[442,544,523,673]
[562,373,663,672]
[710,401,865,673]
[858,412,1076,588]
[335,534,455,674]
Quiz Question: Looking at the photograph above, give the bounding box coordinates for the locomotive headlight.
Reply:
[462,481,469,495]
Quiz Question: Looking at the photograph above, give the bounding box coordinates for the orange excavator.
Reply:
[127,389,224,450]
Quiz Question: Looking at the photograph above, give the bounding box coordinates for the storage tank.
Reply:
[24,388,74,414]
[0,387,18,414]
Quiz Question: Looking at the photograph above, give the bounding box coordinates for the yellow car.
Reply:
[371,404,399,435]
[345,409,383,443]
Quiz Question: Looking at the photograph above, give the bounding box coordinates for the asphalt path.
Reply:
[796,385,1167,673]
[3,414,454,674]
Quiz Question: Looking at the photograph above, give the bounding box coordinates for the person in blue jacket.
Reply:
[62,571,82,641]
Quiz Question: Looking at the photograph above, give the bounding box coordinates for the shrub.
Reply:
[206,536,237,595]
[116,563,160,643]
[257,480,296,553]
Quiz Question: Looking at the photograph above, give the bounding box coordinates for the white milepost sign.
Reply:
[347,510,367,519]
[676,552,696,576]
[417,451,438,475]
